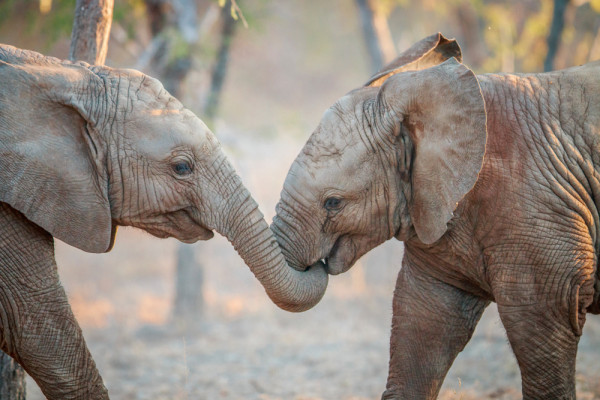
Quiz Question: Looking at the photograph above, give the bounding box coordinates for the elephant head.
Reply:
[0,45,327,312]
[272,33,487,276]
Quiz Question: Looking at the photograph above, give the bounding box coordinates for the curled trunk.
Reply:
[209,153,328,312]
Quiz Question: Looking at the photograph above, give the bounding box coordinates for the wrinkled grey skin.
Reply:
[271,33,600,399]
[0,45,327,400]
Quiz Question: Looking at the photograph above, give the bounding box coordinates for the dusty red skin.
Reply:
[272,33,600,399]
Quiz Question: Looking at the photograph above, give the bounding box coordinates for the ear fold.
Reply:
[380,58,486,244]
[0,46,114,253]
[365,32,462,87]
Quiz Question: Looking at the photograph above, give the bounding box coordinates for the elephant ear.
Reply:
[365,32,462,87]
[380,58,486,244]
[0,46,114,253]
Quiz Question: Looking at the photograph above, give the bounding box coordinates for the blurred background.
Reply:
[1,0,600,399]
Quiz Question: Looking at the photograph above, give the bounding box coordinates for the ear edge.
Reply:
[365,32,462,88]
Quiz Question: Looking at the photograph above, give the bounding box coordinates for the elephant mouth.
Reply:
[144,222,214,242]
[317,236,354,276]
[143,209,215,242]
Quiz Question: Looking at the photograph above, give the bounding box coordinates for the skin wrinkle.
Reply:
[138,156,148,221]
[366,112,403,239]
[514,75,597,271]
[274,202,314,266]
[357,103,379,156]
[226,191,254,241]
[284,184,321,227]
[273,215,303,260]
[478,76,596,288]
[92,75,113,203]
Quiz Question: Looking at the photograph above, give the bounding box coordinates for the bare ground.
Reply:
[23,134,600,400]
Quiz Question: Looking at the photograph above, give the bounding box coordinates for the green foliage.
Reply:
[388,0,600,72]
[0,0,76,48]
[0,0,146,49]
[113,0,146,40]
[0,0,19,27]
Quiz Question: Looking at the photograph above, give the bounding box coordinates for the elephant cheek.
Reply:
[326,237,357,275]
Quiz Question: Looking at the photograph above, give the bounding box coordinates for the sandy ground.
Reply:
[23,134,600,400]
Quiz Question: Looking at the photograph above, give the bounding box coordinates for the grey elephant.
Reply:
[271,32,600,399]
[0,45,327,399]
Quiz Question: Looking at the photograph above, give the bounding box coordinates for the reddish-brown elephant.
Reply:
[271,33,600,399]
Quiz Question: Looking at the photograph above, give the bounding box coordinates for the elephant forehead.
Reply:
[124,112,215,157]
[302,120,362,165]
[291,147,370,192]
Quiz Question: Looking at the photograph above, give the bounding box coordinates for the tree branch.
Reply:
[544,0,570,72]
[69,0,114,65]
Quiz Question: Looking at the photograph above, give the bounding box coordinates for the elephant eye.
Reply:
[172,160,193,176]
[324,197,342,211]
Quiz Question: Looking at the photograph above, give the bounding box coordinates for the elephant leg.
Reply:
[382,261,489,400]
[0,203,108,400]
[490,234,596,400]
[498,303,579,399]
[495,273,592,399]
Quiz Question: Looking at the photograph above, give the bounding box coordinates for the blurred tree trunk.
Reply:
[544,0,570,71]
[454,2,486,69]
[203,3,237,124]
[69,0,114,64]
[355,0,396,73]
[173,243,204,323]
[0,352,26,400]
[588,21,600,62]
[143,0,198,97]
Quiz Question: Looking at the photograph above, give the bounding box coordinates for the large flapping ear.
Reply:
[0,45,114,253]
[366,33,462,87]
[380,58,486,244]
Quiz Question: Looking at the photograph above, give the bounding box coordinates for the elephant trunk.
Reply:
[209,154,328,312]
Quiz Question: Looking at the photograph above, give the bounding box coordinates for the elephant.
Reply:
[271,32,600,399]
[0,44,328,399]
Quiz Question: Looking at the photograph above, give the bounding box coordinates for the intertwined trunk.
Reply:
[209,153,328,312]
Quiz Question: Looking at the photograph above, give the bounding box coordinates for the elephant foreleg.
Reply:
[382,261,489,400]
[0,203,108,400]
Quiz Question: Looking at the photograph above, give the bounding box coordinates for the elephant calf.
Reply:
[271,33,600,399]
[0,45,327,399]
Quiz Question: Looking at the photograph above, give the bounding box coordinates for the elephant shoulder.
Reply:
[0,44,62,67]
